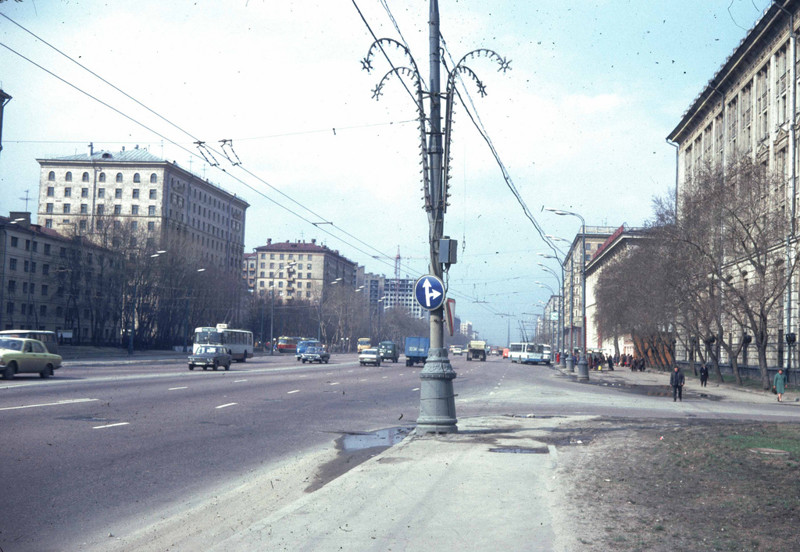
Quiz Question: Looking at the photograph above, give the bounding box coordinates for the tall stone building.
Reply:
[251,239,357,302]
[36,145,248,274]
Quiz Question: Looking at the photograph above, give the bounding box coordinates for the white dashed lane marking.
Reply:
[287,390,300,394]
[216,403,238,409]
[93,422,129,429]
[0,398,98,411]
[168,386,188,391]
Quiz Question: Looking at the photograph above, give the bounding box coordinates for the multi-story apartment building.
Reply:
[37,145,248,273]
[242,252,257,290]
[384,277,425,319]
[251,239,357,302]
[559,226,618,355]
[667,1,800,366]
[0,212,120,342]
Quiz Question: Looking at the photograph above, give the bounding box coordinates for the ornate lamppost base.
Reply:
[576,356,589,381]
[415,347,458,434]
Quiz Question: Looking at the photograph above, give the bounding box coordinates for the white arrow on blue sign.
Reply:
[414,275,445,311]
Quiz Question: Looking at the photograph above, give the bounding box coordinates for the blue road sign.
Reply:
[414,275,445,311]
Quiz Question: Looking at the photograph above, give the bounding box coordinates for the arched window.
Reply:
[115,173,123,183]
[47,171,55,181]
[133,173,141,183]
[65,172,73,182]
[99,172,106,182]
[150,173,157,183]
[82,172,90,182]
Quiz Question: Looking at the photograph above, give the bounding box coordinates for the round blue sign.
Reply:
[414,275,445,311]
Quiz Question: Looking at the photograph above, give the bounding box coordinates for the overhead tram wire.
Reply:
[438,32,562,261]
[0,15,410,270]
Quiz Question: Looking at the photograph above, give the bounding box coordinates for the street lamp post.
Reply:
[545,208,589,381]
[538,259,567,369]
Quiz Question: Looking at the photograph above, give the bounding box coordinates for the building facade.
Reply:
[667,0,800,367]
[0,212,121,342]
[37,145,248,274]
[384,277,425,319]
[251,239,357,302]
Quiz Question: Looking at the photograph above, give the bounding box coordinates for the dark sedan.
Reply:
[188,346,232,371]
[300,346,330,364]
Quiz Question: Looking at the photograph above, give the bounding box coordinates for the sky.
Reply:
[0,0,774,345]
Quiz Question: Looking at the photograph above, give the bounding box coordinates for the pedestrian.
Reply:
[607,355,613,371]
[774,368,787,402]
[670,365,685,402]
[699,363,709,387]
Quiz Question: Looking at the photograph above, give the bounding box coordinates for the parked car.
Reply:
[296,339,322,361]
[378,341,399,363]
[188,345,232,371]
[451,346,463,356]
[359,348,382,366]
[0,337,62,379]
[300,346,330,364]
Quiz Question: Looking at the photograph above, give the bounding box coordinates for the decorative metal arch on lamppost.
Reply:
[537,258,567,370]
[362,2,510,434]
[545,208,589,381]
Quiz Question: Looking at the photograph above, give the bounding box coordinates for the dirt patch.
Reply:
[554,418,800,552]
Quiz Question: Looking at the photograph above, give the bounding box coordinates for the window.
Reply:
[114,205,122,215]
[62,204,71,214]
[44,244,51,255]
[97,205,105,215]
[7,280,15,292]
[149,189,157,199]
[131,221,138,231]
[131,205,139,215]
[148,205,156,216]
[47,186,54,197]
[147,221,155,231]
[40,305,47,317]
[10,237,17,247]
[99,172,106,182]
[46,203,54,214]
[82,172,90,182]
[6,302,13,315]
[98,188,105,198]
[45,219,53,228]
[81,187,89,198]
[47,171,55,181]
[115,188,122,199]
[79,220,87,231]
[64,187,72,197]
[41,284,48,296]
[133,173,141,183]
[116,173,123,183]
[65,171,73,182]
[80,204,88,214]
[43,264,49,275]
[132,189,140,199]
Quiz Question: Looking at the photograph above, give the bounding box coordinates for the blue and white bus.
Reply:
[193,324,254,362]
[508,342,551,365]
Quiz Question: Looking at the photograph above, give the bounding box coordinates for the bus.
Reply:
[276,336,299,354]
[508,342,551,365]
[193,324,253,362]
[357,337,371,353]
[0,330,59,354]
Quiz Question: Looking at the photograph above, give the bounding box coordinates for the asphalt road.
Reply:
[1,353,797,551]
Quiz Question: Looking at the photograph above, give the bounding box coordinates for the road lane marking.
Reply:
[168,386,188,391]
[412,387,420,391]
[216,403,238,409]
[382,376,388,379]
[329,382,340,386]
[234,379,247,383]
[287,389,300,394]
[0,398,98,411]
[93,422,129,429]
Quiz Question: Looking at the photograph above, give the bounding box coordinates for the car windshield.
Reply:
[0,338,23,351]
[362,348,378,354]
[196,346,221,354]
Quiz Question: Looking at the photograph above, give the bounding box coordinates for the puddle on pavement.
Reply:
[339,426,414,451]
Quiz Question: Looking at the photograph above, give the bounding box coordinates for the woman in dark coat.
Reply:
[774,368,787,402]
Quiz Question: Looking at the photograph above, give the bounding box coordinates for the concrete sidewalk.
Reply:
[210,415,573,552]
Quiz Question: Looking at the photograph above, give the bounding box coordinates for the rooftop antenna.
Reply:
[19,189,31,211]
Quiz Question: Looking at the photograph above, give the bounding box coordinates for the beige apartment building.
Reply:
[36,145,248,274]
[251,239,357,302]
[667,0,800,366]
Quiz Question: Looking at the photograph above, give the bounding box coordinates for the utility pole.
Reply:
[361,0,509,434]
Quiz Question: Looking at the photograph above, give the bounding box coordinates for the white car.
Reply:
[358,348,382,366]
[451,347,463,355]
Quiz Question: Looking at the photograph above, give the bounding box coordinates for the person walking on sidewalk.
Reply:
[670,365,685,402]
[774,368,787,402]
[699,363,709,387]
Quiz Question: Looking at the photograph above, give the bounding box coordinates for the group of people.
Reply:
[583,351,645,372]
[671,364,789,402]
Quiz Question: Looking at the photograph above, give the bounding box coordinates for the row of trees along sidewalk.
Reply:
[595,156,799,389]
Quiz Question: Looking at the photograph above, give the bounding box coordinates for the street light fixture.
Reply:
[545,207,588,381]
